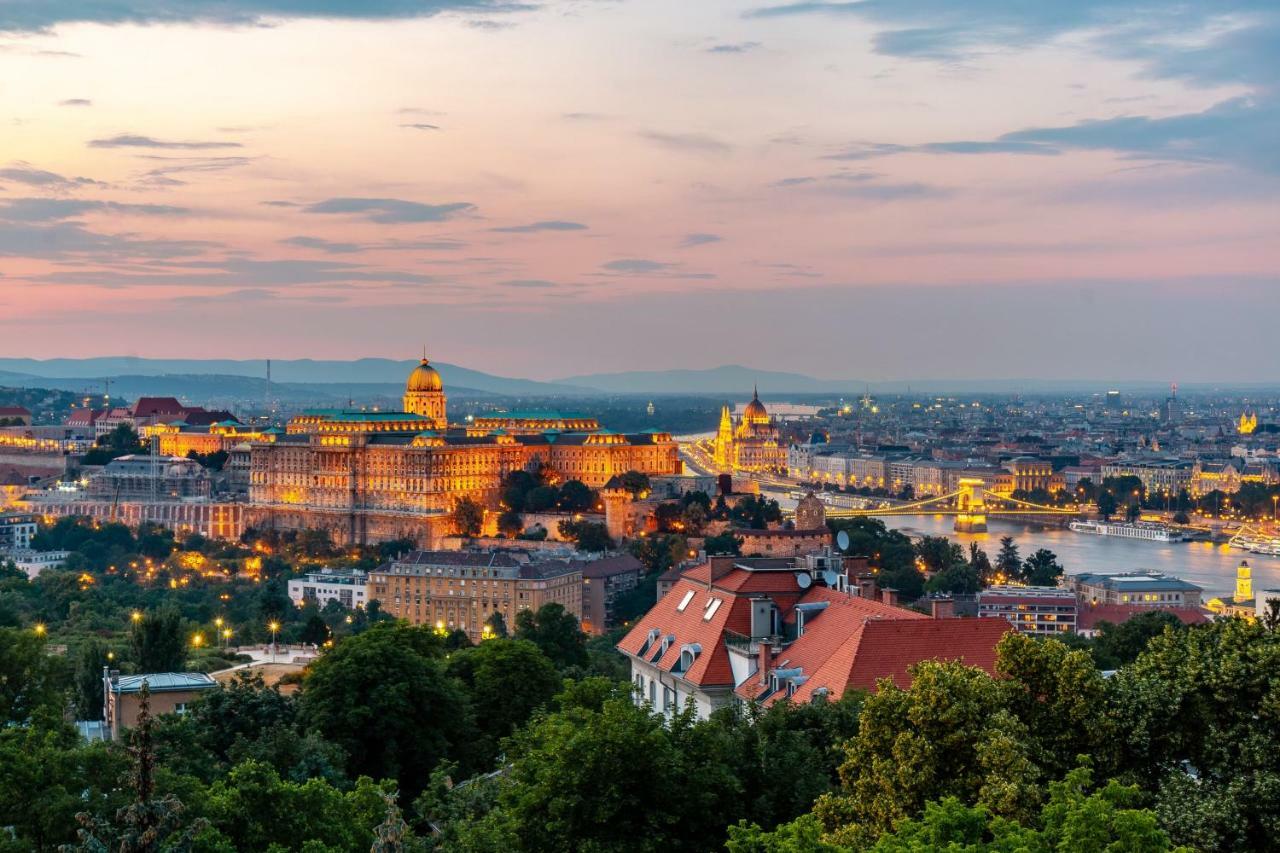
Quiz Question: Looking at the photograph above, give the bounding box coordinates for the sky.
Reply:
[1,0,1277,382]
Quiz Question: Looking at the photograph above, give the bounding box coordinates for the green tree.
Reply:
[74,638,112,720]
[1097,490,1119,520]
[484,611,508,639]
[557,479,595,511]
[704,531,743,556]
[1021,548,1064,586]
[557,519,614,553]
[915,536,963,574]
[1088,611,1186,669]
[447,639,561,763]
[0,626,68,727]
[967,542,995,586]
[131,607,187,673]
[452,498,485,538]
[297,624,475,797]
[994,536,1021,583]
[514,603,588,670]
[616,470,651,498]
[497,509,524,538]
[524,485,560,512]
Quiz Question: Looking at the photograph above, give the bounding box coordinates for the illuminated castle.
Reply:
[248,353,680,545]
[713,387,786,473]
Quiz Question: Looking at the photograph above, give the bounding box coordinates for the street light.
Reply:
[33,623,46,636]
[192,632,204,649]
[268,621,281,662]
[130,611,143,624]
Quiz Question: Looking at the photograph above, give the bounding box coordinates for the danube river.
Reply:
[766,488,1278,598]
[882,515,1278,599]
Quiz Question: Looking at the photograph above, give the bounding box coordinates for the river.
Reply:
[770,492,1279,598]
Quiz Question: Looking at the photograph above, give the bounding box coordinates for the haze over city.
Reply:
[3,0,1277,380]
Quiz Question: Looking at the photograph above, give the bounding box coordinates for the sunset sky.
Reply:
[2,0,1277,381]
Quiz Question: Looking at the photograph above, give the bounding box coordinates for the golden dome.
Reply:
[743,386,768,421]
[406,358,443,393]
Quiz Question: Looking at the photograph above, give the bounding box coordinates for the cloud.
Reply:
[562,112,608,121]
[0,163,102,189]
[490,220,588,233]
[135,155,254,187]
[0,197,189,222]
[0,1,534,33]
[281,235,466,253]
[400,123,441,131]
[29,257,438,288]
[498,279,557,288]
[707,41,761,53]
[640,130,732,155]
[773,171,949,200]
[302,197,475,224]
[89,134,242,150]
[601,259,675,274]
[679,233,722,248]
[281,236,362,254]
[0,221,215,260]
[58,98,92,106]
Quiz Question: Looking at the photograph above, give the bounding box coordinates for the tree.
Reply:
[864,764,1186,853]
[1097,490,1119,520]
[628,533,687,573]
[557,479,595,511]
[514,602,587,670]
[459,698,743,853]
[915,536,964,574]
[524,485,560,512]
[130,607,187,673]
[558,519,613,553]
[704,531,743,556]
[616,470,651,498]
[925,563,980,595]
[74,638,112,720]
[446,639,561,764]
[300,611,330,646]
[967,542,995,586]
[994,536,1021,583]
[1089,611,1186,669]
[297,624,475,797]
[830,518,915,575]
[65,683,209,853]
[1021,548,1064,586]
[497,509,524,539]
[452,498,485,538]
[0,626,67,728]
[484,611,509,639]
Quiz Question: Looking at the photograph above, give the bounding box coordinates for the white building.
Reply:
[9,550,70,578]
[287,568,369,610]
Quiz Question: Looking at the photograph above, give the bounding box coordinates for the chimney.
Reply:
[857,577,878,600]
[881,588,899,607]
[930,598,955,619]
[709,555,736,583]
[758,639,772,685]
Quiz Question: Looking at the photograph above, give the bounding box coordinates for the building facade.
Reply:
[976,586,1078,636]
[367,549,583,643]
[247,356,679,545]
[580,554,645,636]
[287,569,370,610]
[1067,571,1203,609]
[103,670,218,740]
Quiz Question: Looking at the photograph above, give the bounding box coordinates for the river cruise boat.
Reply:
[1069,520,1183,542]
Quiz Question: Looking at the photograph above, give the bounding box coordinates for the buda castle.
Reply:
[248,355,679,545]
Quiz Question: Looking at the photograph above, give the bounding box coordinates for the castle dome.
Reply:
[406,357,443,393]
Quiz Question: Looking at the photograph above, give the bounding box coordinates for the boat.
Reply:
[1069,520,1183,542]
[1228,529,1280,556]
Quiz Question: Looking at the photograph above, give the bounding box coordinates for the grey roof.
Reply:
[110,672,218,694]
[1071,572,1203,592]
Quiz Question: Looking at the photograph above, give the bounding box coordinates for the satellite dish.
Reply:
[822,570,840,587]
[836,530,850,551]
[795,572,813,589]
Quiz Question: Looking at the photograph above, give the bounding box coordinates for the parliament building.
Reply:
[713,387,786,473]
[248,356,680,545]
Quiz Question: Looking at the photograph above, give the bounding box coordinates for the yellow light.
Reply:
[268,621,281,633]
[131,611,143,623]
[33,623,46,636]
[192,633,204,647]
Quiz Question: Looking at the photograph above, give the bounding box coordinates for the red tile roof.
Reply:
[0,407,31,417]
[131,397,187,417]
[1076,604,1209,631]
[616,560,974,702]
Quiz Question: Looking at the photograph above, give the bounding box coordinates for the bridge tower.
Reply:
[954,478,988,533]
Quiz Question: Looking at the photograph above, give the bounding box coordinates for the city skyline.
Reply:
[2,0,1277,380]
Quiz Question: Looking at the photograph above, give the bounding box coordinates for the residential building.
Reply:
[0,512,37,551]
[977,586,1078,636]
[1068,571,1203,608]
[580,554,645,635]
[618,553,1009,720]
[368,549,583,643]
[287,568,369,610]
[103,670,218,740]
[1075,604,1208,638]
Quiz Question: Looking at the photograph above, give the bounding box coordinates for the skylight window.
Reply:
[676,590,696,612]
[703,597,722,621]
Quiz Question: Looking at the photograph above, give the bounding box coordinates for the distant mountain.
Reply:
[556,365,864,395]
[0,358,588,397]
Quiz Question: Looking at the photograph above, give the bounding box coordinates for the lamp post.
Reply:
[268,621,280,662]
[214,617,225,650]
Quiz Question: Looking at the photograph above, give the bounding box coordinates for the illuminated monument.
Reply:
[248,354,680,545]
[713,387,786,473]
